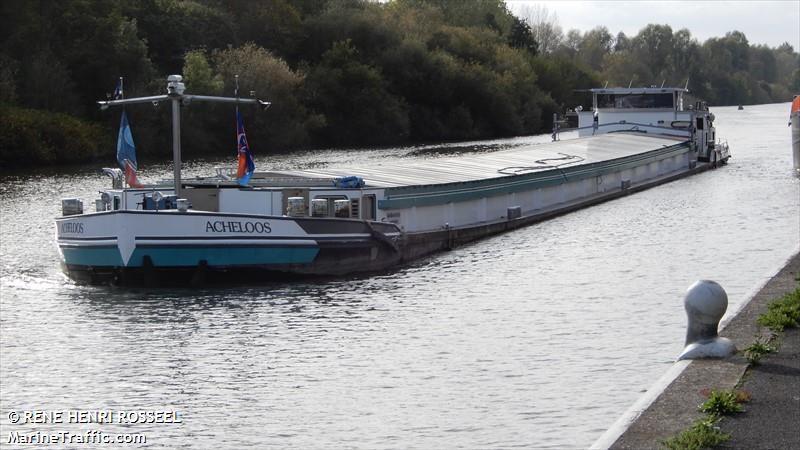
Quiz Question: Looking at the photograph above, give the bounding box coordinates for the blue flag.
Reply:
[116,110,143,187]
[236,108,255,186]
[116,110,137,170]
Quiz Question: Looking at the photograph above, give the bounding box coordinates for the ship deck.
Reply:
[272,132,687,188]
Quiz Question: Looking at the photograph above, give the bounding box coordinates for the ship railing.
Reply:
[208,167,337,187]
[554,120,692,141]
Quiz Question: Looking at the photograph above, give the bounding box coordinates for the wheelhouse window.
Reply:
[596,93,674,109]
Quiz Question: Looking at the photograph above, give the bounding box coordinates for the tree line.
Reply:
[1,0,798,168]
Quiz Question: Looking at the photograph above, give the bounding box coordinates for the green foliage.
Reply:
[397,0,514,35]
[183,51,223,95]
[590,24,797,105]
[220,0,304,60]
[2,0,799,166]
[757,285,800,332]
[0,53,19,104]
[214,43,314,150]
[2,0,154,116]
[300,1,401,63]
[0,106,109,167]
[121,0,235,73]
[508,15,537,55]
[306,39,409,146]
[662,387,749,449]
[743,334,776,365]
[699,390,745,416]
[661,416,730,450]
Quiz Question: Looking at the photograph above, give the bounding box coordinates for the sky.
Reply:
[506,1,800,50]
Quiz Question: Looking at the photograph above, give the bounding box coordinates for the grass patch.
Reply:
[699,389,747,416]
[743,334,777,365]
[661,389,748,449]
[661,416,730,450]
[756,285,800,332]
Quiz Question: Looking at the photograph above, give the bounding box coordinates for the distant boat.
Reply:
[55,79,731,286]
[738,104,744,110]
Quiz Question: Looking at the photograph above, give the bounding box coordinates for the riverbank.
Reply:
[598,250,800,449]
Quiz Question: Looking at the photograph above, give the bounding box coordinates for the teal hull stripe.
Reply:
[62,246,319,268]
[61,246,124,267]
[378,143,690,210]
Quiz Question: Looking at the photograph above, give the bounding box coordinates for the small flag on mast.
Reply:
[236,108,255,186]
[113,77,123,100]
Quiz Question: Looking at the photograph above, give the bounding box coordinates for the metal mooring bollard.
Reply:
[677,280,736,360]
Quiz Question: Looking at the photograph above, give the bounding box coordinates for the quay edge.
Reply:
[592,249,800,450]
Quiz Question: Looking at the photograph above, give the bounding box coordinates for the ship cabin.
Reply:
[577,86,718,160]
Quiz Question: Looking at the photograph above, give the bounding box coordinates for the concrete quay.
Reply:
[593,250,800,449]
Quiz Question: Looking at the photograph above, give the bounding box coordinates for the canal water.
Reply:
[1,103,797,448]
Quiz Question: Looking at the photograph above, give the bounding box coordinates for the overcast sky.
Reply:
[506,1,800,50]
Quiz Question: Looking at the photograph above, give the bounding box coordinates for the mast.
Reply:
[169,76,183,197]
[98,74,270,198]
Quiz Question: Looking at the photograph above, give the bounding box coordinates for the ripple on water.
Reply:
[1,104,798,448]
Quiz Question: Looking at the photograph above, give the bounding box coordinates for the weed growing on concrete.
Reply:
[699,389,746,416]
[757,285,800,332]
[743,334,777,365]
[661,416,730,450]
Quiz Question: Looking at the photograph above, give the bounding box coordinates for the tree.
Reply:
[218,0,303,60]
[305,39,409,146]
[578,26,613,71]
[723,31,750,72]
[749,45,778,83]
[0,53,17,104]
[631,24,675,83]
[614,32,629,53]
[183,50,223,95]
[515,4,562,54]
[122,0,235,74]
[214,43,314,150]
[508,15,538,55]
[299,1,402,62]
[557,29,583,59]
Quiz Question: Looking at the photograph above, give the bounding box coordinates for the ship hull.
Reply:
[57,154,717,286]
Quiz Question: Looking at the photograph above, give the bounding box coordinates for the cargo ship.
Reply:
[56,76,730,285]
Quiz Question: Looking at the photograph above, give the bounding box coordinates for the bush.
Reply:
[305,39,409,146]
[205,43,315,153]
[0,106,110,168]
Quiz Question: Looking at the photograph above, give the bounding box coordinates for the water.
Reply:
[1,103,797,449]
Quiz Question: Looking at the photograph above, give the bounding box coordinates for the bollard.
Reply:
[677,280,736,360]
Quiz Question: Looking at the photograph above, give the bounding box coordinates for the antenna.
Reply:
[661,80,665,88]
[684,77,690,90]
[603,81,608,88]
[628,78,633,88]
